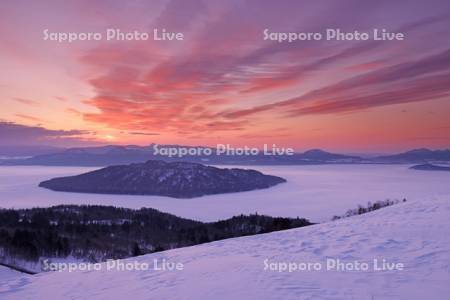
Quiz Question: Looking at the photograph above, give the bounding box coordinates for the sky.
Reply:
[0,0,449,153]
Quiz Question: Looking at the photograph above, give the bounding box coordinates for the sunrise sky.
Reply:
[1,0,449,153]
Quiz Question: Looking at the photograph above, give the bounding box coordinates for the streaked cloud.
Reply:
[15,114,43,122]
[0,121,96,146]
[0,0,449,151]
[12,98,39,106]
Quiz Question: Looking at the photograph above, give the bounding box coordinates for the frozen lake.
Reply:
[0,165,449,222]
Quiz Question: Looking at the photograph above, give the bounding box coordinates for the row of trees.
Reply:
[332,199,407,220]
[0,205,312,264]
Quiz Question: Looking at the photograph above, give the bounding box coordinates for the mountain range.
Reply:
[0,144,363,166]
[0,144,449,166]
[373,148,450,163]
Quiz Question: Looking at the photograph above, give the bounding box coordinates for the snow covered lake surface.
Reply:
[0,164,450,222]
[1,197,449,299]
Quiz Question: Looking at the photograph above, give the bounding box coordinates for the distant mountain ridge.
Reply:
[39,160,286,198]
[0,145,62,157]
[301,149,357,160]
[1,145,449,166]
[0,144,363,166]
[375,148,450,163]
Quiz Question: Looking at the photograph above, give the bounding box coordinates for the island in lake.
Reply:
[409,163,450,171]
[39,160,286,198]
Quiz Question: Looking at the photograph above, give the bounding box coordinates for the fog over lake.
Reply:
[0,165,449,222]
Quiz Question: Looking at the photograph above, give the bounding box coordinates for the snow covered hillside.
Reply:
[0,266,24,283]
[1,198,449,299]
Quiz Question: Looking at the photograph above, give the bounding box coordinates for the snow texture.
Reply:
[1,197,449,299]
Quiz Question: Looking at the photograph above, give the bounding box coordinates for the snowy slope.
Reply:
[1,198,449,300]
[0,266,24,283]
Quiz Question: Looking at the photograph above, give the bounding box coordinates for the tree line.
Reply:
[0,205,312,265]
